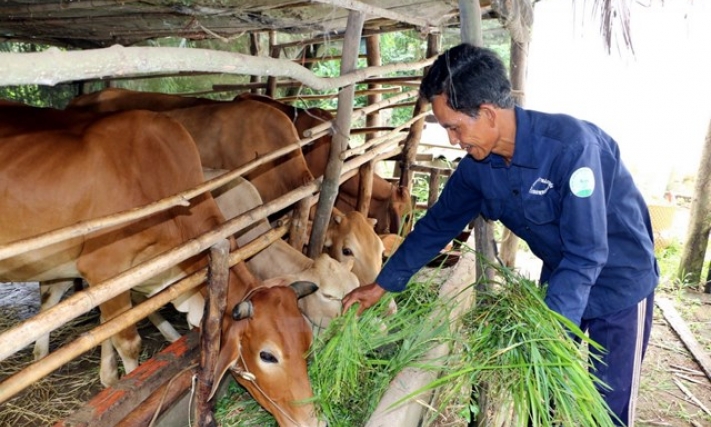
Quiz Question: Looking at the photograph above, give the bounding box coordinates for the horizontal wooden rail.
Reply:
[0,177,320,362]
[303,89,418,137]
[0,222,289,404]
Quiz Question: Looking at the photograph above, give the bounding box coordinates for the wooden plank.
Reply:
[656,297,711,381]
[54,330,200,427]
[114,368,194,427]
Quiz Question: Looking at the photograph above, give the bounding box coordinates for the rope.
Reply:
[148,363,198,427]
[230,352,302,427]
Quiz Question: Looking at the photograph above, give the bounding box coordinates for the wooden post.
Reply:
[55,331,200,427]
[399,33,440,190]
[355,33,382,216]
[365,34,382,140]
[266,31,279,97]
[498,38,530,268]
[678,117,711,286]
[195,239,230,427]
[249,31,262,93]
[307,10,365,259]
[357,161,374,218]
[427,169,441,209]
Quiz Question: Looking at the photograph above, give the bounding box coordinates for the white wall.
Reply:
[526,0,711,200]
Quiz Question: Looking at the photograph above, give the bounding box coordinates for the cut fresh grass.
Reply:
[216,254,620,427]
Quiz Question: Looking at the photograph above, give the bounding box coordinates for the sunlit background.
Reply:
[527,0,711,201]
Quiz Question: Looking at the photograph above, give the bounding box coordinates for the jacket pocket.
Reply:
[523,192,559,225]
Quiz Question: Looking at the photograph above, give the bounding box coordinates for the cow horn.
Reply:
[290,281,319,299]
[232,301,253,321]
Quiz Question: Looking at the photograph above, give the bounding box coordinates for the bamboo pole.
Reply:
[0,145,310,261]
[399,33,439,190]
[341,111,428,159]
[0,270,205,404]
[309,0,432,28]
[277,87,400,102]
[0,179,314,363]
[307,10,364,259]
[0,223,288,404]
[0,46,436,90]
[303,90,419,137]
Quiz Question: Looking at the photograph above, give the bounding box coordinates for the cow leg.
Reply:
[33,279,75,360]
[100,338,119,387]
[98,291,141,387]
[132,291,182,342]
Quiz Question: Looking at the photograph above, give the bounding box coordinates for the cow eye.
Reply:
[342,247,354,256]
[260,351,278,364]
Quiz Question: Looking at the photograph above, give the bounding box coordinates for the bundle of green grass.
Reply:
[216,256,617,427]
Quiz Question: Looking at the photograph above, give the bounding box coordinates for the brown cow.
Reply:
[70,88,313,204]
[68,89,388,283]
[0,104,324,427]
[236,92,414,235]
[69,88,413,234]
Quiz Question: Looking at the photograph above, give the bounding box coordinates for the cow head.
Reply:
[296,253,359,332]
[211,281,324,427]
[323,211,384,286]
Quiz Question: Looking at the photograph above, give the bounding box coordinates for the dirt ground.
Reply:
[1,207,711,426]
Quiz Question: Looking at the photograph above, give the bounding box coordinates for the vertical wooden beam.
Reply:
[399,33,440,191]
[427,169,441,208]
[307,10,365,259]
[249,32,262,93]
[357,161,374,217]
[266,31,279,97]
[499,39,530,268]
[365,35,382,141]
[194,239,230,427]
[459,0,483,47]
[458,0,495,284]
[356,34,382,216]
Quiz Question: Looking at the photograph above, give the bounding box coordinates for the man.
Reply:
[342,43,658,426]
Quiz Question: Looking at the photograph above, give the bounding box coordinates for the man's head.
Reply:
[420,44,517,162]
[420,43,514,118]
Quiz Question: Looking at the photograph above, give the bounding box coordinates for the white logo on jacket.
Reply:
[529,178,554,195]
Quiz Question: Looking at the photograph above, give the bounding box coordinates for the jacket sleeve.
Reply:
[544,141,609,325]
[376,160,482,292]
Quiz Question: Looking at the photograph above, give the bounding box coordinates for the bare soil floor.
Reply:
[1,207,711,426]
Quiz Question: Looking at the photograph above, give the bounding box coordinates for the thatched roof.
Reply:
[0,0,484,49]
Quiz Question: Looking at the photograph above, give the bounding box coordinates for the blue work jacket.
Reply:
[377,106,659,325]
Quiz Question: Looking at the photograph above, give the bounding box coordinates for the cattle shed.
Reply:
[0,1,626,426]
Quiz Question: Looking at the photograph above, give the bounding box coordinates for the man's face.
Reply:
[432,95,495,161]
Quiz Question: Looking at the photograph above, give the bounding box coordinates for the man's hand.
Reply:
[342,283,387,315]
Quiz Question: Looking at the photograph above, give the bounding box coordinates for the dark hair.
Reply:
[420,43,514,117]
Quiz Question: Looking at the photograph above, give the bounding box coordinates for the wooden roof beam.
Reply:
[309,0,433,30]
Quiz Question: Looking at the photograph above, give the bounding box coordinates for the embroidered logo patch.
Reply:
[569,167,595,198]
[529,177,554,195]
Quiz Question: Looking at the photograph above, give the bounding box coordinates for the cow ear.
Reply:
[209,329,241,401]
[290,281,319,299]
[262,277,290,288]
[368,217,378,228]
[232,301,253,321]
